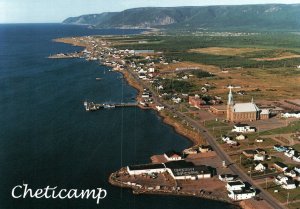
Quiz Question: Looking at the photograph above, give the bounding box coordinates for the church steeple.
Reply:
[227,87,234,106]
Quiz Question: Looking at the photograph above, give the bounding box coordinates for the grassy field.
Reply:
[260,121,300,136]
[259,182,300,209]
[101,32,300,101]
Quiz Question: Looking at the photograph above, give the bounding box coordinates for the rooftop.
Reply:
[128,163,166,171]
[233,102,260,113]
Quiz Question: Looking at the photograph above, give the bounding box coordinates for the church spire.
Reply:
[251,97,254,103]
[227,87,234,106]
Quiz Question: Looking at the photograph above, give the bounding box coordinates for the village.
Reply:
[52,35,300,209]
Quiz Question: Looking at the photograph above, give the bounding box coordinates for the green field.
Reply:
[113,32,300,68]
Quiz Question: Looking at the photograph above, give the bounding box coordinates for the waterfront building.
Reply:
[164,160,212,180]
[126,160,212,180]
[226,89,269,122]
[164,151,182,161]
[228,188,256,201]
[127,164,167,175]
[226,180,256,200]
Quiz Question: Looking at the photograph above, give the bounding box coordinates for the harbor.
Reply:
[83,101,138,111]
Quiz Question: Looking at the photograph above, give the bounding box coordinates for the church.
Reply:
[226,88,269,122]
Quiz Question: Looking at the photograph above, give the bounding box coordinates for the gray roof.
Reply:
[233,103,260,113]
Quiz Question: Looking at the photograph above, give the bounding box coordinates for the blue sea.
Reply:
[0,24,236,209]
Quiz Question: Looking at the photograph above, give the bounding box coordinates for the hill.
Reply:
[62,4,300,31]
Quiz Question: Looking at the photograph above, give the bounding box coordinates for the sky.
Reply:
[1,0,300,23]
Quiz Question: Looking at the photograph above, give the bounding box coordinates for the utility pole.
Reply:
[265,177,268,189]
[240,155,242,165]
[287,192,290,205]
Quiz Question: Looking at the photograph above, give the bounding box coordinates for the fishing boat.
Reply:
[103,104,115,109]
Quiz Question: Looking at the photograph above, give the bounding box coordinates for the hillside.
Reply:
[62,4,300,31]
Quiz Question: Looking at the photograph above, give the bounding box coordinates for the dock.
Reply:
[84,101,138,111]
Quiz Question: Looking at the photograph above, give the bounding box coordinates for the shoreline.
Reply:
[50,36,252,209]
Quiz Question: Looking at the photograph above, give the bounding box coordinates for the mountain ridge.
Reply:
[62,4,300,31]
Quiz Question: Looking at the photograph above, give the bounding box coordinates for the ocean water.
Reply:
[0,24,236,209]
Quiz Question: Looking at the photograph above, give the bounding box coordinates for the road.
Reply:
[125,68,286,209]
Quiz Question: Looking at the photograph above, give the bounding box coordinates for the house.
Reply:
[232,124,256,133]
[273,162,288,172]
[242,150,257,158]
[281,112,300,119]
[156,105,165,111]
[254,154,265,161]
[284,169,297,178]
[292,153,300,162]
[221,136,231,143]
[219,174,238,182]
[164,151,182,161]
[138,73,147,79]
[274,175,296,190]
[172,97,182,104]
[221,136,238,146]
[255,163,267,172]
[294,166,300,174]
[285,149,295,158]
[236,134,246,140]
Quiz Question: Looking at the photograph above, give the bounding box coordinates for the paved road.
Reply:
[126,68,286,209]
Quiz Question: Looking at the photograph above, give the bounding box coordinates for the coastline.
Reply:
[50,36,251,209]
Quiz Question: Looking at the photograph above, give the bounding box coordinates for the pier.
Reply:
[84,101,138,111]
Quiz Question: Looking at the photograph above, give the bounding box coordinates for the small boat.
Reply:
[96,77,102,80]
[103,104,115,109]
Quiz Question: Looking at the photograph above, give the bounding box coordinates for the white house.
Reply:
[292,152,300,162]
[172,97,182,104]
[281,112,300,118]
[284,169,297,178]
[255,163,267,172]
[232,124,256,133]
[219,174,237,182]
[254,154,265,161]
[274,175,296,190]
[285,149,295,158]
[221,136,238,145]
[156,105,165,111]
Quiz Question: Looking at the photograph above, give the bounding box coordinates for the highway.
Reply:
[125,68,286,209]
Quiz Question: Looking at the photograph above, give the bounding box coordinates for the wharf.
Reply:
[84,101,138,111]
